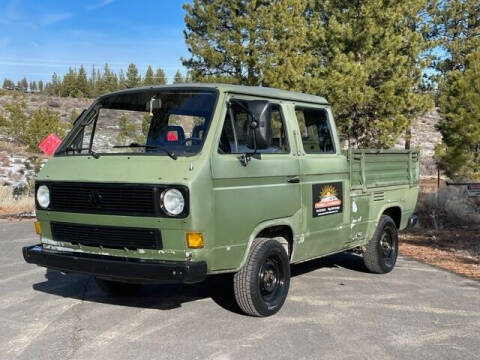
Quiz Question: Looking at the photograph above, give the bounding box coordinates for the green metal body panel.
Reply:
[35,84,419,275]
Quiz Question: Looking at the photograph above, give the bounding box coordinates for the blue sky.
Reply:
[0,0,190,83]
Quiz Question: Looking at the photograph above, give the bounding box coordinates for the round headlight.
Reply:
[36,185,50,209]
[161,188,185,216]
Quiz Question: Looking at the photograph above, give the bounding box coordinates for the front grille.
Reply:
[51,222,162,250]
[37,182,189,218]
[49,182,156,216]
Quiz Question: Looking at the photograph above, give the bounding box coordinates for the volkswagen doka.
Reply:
[23,84,419,316]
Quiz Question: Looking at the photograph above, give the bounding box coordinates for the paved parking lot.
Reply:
[1,220,479,360]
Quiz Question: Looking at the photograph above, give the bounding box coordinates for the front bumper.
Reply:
[22,244,207,284]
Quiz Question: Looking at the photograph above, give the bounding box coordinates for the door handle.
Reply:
[287,176,300,184]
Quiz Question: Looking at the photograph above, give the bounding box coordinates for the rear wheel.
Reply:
[95,277,141,296]
[363,215,398,274]
[234,238,290,317]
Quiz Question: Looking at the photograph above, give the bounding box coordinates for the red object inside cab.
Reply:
[38,133,62,156]
[166,131,178,142]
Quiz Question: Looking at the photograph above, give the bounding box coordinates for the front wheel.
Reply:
[234,238,290,317]
[363,215,398,274]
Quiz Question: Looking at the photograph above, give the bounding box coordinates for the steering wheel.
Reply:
[182,137,202,145]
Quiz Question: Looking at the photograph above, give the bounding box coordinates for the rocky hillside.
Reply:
[0,91,442,192]
[395,108,442,178]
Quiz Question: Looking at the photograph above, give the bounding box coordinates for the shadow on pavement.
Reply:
[32,252,367,314]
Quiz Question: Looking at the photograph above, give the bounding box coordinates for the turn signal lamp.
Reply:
[34,221,41,235]
[186,232,204,249]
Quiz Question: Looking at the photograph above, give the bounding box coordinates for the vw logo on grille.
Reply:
[88,190,103,208]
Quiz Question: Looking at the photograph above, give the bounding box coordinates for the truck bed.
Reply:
[348,149,420,190]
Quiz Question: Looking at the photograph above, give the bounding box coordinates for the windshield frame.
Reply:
[55,87,220,158]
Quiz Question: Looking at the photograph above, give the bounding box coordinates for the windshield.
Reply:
[60,90,217,157]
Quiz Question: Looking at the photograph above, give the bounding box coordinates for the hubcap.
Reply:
[380,228,396,266]
[258,256,284,304]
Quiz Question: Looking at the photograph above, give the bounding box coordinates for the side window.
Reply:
[218,101,289,154]
[295,107,335,153]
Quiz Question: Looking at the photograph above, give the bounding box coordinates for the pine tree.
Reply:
[61,68,77,97]
[173,70,185,84]
[30,81,37,92]
[433,0,480,179]
[25,107,65,151]
[38,80,44,93]
[430,0,480,75]
[88,65,97,97]
[76,65,88,97]
[154,68,167,85]
[125,63,140,88]
[143,65,155,86]
[182,0,312,89]
[47,73,61,96]
[19,77,28,92]
[97,63,118,94]
[308,0,432,147]
[118,69,126,89]
[3,78,14,89]
[3,102,28,143]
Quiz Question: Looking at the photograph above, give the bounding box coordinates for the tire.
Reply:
[95,277,141,296]
[363,215,399,274]
[234,238,290,317]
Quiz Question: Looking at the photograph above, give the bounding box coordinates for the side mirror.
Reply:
[246,100,272,150]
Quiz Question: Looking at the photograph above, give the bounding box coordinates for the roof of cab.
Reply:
[98,83,329,105]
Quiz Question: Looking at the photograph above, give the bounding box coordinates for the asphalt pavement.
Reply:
[1,220,479,360]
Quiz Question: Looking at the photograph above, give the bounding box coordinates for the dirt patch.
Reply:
[400,228,480,281]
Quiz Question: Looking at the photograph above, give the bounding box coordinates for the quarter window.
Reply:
[295,107,335,153]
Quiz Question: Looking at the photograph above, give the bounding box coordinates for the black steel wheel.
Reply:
[363,215,398,274]
[234,238,290,317]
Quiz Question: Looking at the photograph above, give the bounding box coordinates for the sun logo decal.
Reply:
[315,184,342,209]
[320,184,337,199]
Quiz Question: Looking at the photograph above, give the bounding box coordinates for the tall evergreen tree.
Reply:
[173,70,185,84]
[30,81,37,92]
[432,0,480,179]
[38,80,44,93]
[308,0,432,147]
[118,69,126,89]
[61,68,77,97]
[47,72,61,96]
[430,0,480,75]
[2,78,14,89]
[435,49,480,180]
[125,63,140,88]
[76,65,88,97]
[183,0,313,89]
[154,68,167,84]
[143,65,155,86]
[19,77,28,91]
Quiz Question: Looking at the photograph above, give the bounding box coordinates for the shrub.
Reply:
[3,102,28,143]
[24,107,65,151]
[416,186,480,228]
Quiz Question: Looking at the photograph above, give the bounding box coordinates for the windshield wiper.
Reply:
[113,143,177,160]
[63,146,100,159]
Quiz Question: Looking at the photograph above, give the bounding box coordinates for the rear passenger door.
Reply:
[292,106,350,261]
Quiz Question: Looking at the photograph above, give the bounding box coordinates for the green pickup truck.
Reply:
[23,84,419,316]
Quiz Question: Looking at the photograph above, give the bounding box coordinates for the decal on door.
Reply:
[312,182,343,217]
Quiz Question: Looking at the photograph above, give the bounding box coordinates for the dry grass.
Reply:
[0,186,34,216]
